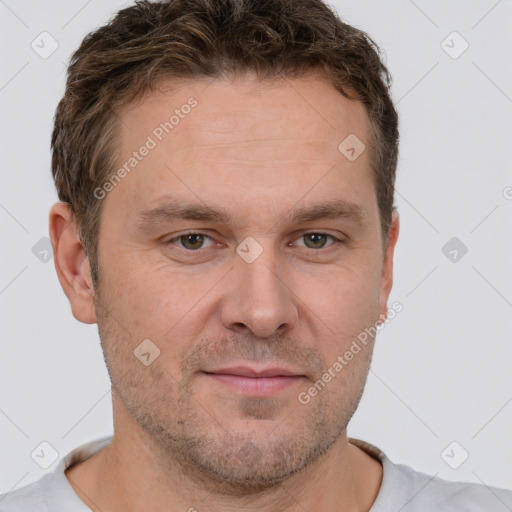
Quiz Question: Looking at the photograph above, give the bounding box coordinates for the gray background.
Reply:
[1,0,511,496]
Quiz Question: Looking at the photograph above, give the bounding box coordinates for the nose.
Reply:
[219,247,299,339]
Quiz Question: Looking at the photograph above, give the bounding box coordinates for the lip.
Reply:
[205,366,301,378]
[203,366,306,396]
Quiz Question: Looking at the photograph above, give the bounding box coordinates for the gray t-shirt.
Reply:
[1,436,511,511]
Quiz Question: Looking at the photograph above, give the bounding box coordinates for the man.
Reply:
[1,0,510,510]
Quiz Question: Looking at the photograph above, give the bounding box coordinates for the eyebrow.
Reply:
[135,197,367,231]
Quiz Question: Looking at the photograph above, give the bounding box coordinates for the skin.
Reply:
[50,70,399,512]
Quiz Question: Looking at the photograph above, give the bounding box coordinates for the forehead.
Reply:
[107,72,376,226]
[120,72,372,156]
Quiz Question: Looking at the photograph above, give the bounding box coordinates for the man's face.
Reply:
[90,72,397,487]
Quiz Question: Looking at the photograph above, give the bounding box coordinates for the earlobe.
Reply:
[378,209,400,322]
[49,202,97,324]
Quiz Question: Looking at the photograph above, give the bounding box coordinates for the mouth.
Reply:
[202,366,307,396]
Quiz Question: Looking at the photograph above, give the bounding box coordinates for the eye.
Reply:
[295,233,339,249]
[166,231,341,253]
[170,232,214,251]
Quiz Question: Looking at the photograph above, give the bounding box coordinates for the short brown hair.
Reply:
[51,0,399,285]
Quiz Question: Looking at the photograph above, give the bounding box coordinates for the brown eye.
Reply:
[178,233,206,250]
[302,233,333,249]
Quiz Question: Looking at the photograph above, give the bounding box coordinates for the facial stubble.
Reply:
[93,283,375,495]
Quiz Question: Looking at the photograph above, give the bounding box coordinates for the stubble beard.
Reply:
[93,284,374,495]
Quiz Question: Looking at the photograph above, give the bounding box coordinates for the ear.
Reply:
[49,202,97,324]
[377,209,399,322]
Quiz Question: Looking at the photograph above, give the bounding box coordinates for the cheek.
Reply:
[303,262,381,336]
[103,255,217,349]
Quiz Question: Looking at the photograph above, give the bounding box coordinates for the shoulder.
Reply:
[0,476,48,512]
[390,460,512,511]
[0,436,112,512]
[349,438,512,511]
[0,462,89,512]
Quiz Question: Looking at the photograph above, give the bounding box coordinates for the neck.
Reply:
[66,424,382,512]
[66,392,382,512]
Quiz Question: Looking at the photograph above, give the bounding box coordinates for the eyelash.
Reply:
[166,231,342,252]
